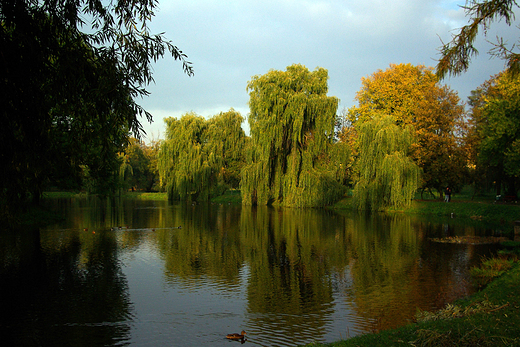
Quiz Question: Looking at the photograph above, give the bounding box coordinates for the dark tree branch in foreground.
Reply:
[436,0,520,79]
[0,0,192,217]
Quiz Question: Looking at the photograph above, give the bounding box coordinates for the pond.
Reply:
[0,198,503,346]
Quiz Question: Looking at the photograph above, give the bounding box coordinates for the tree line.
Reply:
[2,1,519,221]
[107,62,520,210]
[155,63,520,210]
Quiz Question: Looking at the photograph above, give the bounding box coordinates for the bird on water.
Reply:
[226,330,246,340]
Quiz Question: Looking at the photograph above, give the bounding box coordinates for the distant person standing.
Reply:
[444,187,451,202]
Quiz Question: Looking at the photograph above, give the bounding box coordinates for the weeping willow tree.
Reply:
[158,109,245,201]
[241,64,347,207]
[204,109,247,189]
[353,114,421,211]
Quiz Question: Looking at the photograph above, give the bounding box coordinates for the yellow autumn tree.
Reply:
[348,63,466,197]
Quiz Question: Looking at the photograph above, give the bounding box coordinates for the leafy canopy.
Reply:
[119,138,160,192]
[0,0,192,217]
[349,64,437,125]
[353,114,421,211]
[469,71,520,195]
[241,64,346,207]
[348,63,466,194]
[158,110,246,201]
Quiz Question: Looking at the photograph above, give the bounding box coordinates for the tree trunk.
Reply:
[495,177,502,196]
[506,177,517,199]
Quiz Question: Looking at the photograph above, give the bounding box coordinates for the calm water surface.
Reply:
[0,198,502,346]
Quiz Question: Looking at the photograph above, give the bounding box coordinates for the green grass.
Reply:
[210,189,242,204]
[470,257,515,288]
[42,191,86,198]
[42,191,168,200]
[331,185,519,223]
[402,200,520,224]
[122,190,242,203]
[43,190,243,203]
[413,185,498,202]
[121,192,168,200]
[305,261,520,347]
[331,196,520,224]
[124,190,242,203]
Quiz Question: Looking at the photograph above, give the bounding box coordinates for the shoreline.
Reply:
[304,261,520,346]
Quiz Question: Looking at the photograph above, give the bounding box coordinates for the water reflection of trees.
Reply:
[0,226,132,346]
[43,196,169,233]
[240,207,349,343]
[31,198,495,344]
[154,204,351,343]
[153,203,481,340]
[345,213,421,330]
[158,203,245,282]
[346,214,481,331]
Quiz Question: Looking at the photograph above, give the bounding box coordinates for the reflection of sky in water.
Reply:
[121,243,251,346]
[118,234,393,346]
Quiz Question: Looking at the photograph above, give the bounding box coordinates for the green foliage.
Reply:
[470,257,514,287]
[241,64,347,207]
[158,110,246,201]
[210,189,242,204]
[0,0,192,220]
[501,240,520,248]
[353,114,421,210]
[437,0,520,79]
[145,141,163,191]
[158,113,211,201]
[204,110,247,188]
[479,73,520,177]
[118,152,134,192]
[469,71,520,196]
[118,138,159,192]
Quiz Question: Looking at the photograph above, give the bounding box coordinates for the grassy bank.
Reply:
[399,200,520,224]
[331,197,520,224]
[320,197,520,346]
[122,192,168,200]
[210,189,242,204]
[43,191,168,200]
[119,190,241,203]
[42,190,242,203]
[305,260,520,347]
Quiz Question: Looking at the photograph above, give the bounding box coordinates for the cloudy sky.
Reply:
[137,0,519,141]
